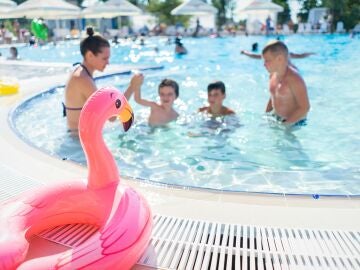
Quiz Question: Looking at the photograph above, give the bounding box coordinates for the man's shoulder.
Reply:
[222,106,235,115]
[199,106,209,112]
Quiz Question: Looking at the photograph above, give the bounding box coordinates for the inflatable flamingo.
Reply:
[0,87,152,269]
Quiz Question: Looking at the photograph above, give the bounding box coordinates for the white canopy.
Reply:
[237,0,283,34]
[171,0,217,16]
[240,0,283,12]
[5,0,81,19]
[308,7,328,25]
[0,0,16,8]
[82,0,142,18]
[81,0,101,8]
[0,0,16,18]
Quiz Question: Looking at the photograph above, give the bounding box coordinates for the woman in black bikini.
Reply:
[63,27,110,132]
[63,27,143,133]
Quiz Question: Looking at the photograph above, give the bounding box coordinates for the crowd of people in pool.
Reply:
[62,27,310,134]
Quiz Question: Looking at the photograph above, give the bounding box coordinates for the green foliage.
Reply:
[211,0,237,28]
[212,0,226,27]
[146,0,190,26]
[322,0,360,31]
[340,0,360,31]
[273,0,291,24]
[297,0,321,22]
[297,0,359,31]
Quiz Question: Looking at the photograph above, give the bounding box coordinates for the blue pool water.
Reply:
[10,34,360,196]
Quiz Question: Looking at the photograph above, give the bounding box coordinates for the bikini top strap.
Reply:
[72,62,93,80]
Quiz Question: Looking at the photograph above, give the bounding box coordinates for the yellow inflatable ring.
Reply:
[0,78,19,95]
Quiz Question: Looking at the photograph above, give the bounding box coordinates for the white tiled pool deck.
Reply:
[1,61,359,269]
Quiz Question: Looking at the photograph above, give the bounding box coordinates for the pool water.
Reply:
[11,34,360,196]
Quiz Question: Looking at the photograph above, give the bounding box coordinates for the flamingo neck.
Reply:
[81,123,120,189]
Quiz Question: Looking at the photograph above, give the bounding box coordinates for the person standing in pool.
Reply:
[262,40,310,125]
[63,27,142,133]
[134,77,180,126]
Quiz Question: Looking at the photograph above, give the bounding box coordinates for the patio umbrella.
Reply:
[171,0,217,15]
[81,0,101,8]
[82,0,142,19]
[239,0,283,12]
[6,0,81,19]
[0,0,16,18]
[0,0,16,9]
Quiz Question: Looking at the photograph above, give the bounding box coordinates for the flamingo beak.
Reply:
[118,103,134,132]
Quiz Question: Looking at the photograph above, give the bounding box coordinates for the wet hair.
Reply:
[252,42,258,52]
[10,47,18,57]
[207,81,226,94]
[262,40,288,57]
[175,37,183,46]
[80,27,110,57]
[158,79,179,98]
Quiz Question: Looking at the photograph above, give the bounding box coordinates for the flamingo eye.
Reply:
[115,99,121,109]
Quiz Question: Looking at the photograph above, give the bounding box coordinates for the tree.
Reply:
[322,0,360,31]
[273,0,291,24]
[212,0,237,29]
[297,0,321,23]
[340,0,360,31]
[146,0,190,27]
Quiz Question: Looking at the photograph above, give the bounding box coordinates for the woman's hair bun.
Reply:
[86,27,94,37]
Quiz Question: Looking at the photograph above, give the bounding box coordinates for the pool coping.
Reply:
[0,62,359,231]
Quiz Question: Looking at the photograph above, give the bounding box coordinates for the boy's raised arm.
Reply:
[133,74,157,107]
[124,73,143,101]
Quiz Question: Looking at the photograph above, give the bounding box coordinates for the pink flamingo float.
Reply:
[0,87,152,269]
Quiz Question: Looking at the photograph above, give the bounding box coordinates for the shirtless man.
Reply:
[262,40,310,125]
[199,81,235,117]
[63,27,142,133]
[134,77,179,126]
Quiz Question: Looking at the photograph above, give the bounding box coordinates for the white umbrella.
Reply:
[171,0,217,15]
[6,0,81,19]
[82,0,142,19]
[0,0,16,9]
[0,0,16,18]
[81,0,101,8]
[240,0,283,12]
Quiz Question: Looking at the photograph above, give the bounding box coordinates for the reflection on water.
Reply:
[55,133,86,164]
[10,35,360,195]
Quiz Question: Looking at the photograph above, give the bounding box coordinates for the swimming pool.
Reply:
[10,34,360,196]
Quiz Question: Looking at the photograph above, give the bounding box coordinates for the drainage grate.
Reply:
[1,165,359,269]
[0,164,43,202]
[37,215,360,270]
[38,223,99,248]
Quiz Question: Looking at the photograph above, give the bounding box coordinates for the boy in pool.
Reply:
[198,81,235,117]
[134,76,180,126]
[262,40,310,125]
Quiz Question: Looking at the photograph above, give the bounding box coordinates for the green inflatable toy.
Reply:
[31,19,48,41]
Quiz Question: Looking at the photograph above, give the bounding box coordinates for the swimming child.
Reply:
[134,77,180,126]
[7,47,19,60]
[199,81,235,117]
[174,36,187,55]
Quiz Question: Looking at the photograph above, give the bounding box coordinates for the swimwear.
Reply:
[62,63,93,117]
[72,62,93,80]
[269,110,307,127]
[62,102,82,117]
